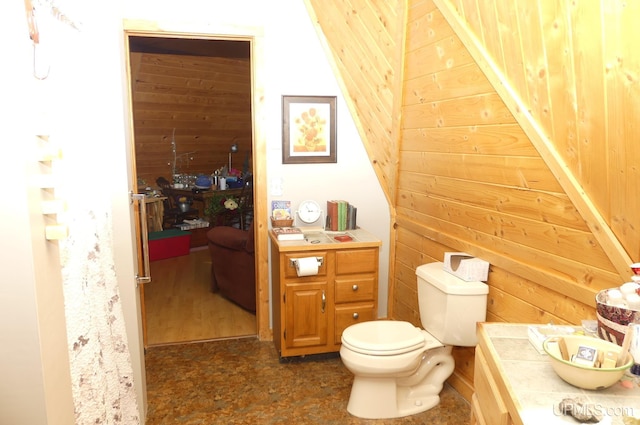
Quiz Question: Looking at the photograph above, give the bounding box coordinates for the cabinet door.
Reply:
[474,348,510,425]
[284,282,328,349]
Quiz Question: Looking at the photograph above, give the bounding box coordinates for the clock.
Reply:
[296,200,322,224]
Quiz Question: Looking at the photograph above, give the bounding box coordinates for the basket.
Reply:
[271,217,294,228]
[596,289,640,345]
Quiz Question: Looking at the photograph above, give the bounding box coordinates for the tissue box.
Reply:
[443,252,489,281]
[527,324,578,354]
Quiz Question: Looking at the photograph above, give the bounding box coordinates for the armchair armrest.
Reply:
[206,226,249,252]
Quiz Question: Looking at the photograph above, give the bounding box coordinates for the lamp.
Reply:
[229,143,239,172]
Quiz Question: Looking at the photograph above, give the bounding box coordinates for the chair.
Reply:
[209,176,253,230]
[206,221,256,312]
[232,176,254,230]
[156,177,199,229]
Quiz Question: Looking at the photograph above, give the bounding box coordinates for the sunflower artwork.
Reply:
[292,105,328,153]
[282,96,337,164]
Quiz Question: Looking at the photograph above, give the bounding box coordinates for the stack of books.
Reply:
[326,200,357,231]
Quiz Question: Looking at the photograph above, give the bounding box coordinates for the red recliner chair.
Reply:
[206,222,256,312]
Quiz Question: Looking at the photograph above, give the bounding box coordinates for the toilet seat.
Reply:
[342,321,440,356]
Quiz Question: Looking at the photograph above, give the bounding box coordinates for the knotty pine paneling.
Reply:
[130,51,252,189]
[435,0,640,266]
[398,173,588,231]
[308,0,640,403]
[305,0,406,200]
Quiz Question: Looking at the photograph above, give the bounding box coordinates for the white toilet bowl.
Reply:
[339,320,455,419]
[339,262,488,419]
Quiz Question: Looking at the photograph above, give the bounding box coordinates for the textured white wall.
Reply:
[2,1,392,423]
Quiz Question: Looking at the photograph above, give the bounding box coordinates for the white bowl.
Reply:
[543,335,633,390]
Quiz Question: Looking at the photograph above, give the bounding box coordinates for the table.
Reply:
[163,187,243,218]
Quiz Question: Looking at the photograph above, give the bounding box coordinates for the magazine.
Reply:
[273,227,304,241]
[271,200,292,220]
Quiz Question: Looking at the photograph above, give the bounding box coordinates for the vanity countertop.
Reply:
[478,322,640,425]
[269,227,381,251]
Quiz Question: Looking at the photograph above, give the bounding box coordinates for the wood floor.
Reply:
[144,248,256,346]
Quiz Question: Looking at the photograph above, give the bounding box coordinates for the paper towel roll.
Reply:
[296,257,319,277]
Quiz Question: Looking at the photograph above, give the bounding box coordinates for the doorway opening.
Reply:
[126,34,258,346]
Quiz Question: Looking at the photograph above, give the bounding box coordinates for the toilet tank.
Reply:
[416,262,488,347]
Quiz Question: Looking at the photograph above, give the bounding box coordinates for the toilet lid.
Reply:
[341,321,428,355]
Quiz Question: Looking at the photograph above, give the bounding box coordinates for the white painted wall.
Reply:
[2,0,391,422]
[263,1,391,316]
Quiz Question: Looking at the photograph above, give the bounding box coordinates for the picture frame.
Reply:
[282,95,337,164]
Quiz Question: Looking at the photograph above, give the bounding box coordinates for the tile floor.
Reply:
[145,337,470,424]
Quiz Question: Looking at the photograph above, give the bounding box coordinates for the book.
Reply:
[272,227,304,241]
[271,200,292,220]
[337,200,345,231]
[327,200,358,230]
[327,200,338,231]
[347,204,357,229]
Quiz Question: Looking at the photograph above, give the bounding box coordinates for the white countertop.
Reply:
[269,227,382,251]
[482,323,640,425]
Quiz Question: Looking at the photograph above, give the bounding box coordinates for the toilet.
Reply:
[340,262,488,419]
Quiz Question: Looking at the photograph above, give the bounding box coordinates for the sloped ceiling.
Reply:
[304,0,407,206]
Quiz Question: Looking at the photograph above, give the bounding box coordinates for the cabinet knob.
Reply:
[352,284,359,291]
[353,312,359,319]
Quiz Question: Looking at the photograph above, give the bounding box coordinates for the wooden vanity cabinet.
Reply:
[270,231,380,358]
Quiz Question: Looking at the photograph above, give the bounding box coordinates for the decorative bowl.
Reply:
[596,289,640,345]
[195,175,212,188]
[543,335,633,390]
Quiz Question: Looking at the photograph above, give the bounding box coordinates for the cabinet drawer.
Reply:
[334,303,375,344]
[474,348,510,425]
[335,276,375,303]
[335,248,377,275]
[283,252,328,279]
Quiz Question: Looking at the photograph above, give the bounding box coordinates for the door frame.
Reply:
[122,20,271,343]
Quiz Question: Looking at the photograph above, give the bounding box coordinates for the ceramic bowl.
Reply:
[543,335,633,390]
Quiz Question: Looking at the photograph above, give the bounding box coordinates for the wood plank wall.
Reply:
[304,0,406,204]
[307,0,640,402]
[129,51,253,189]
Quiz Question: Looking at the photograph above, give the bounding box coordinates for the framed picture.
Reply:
[282,95,337,164]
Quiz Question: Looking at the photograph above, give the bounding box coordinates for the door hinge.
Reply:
[283,293,286,303]
[284,329,286,340]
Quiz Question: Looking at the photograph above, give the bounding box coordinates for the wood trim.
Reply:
[122,21,271,342]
